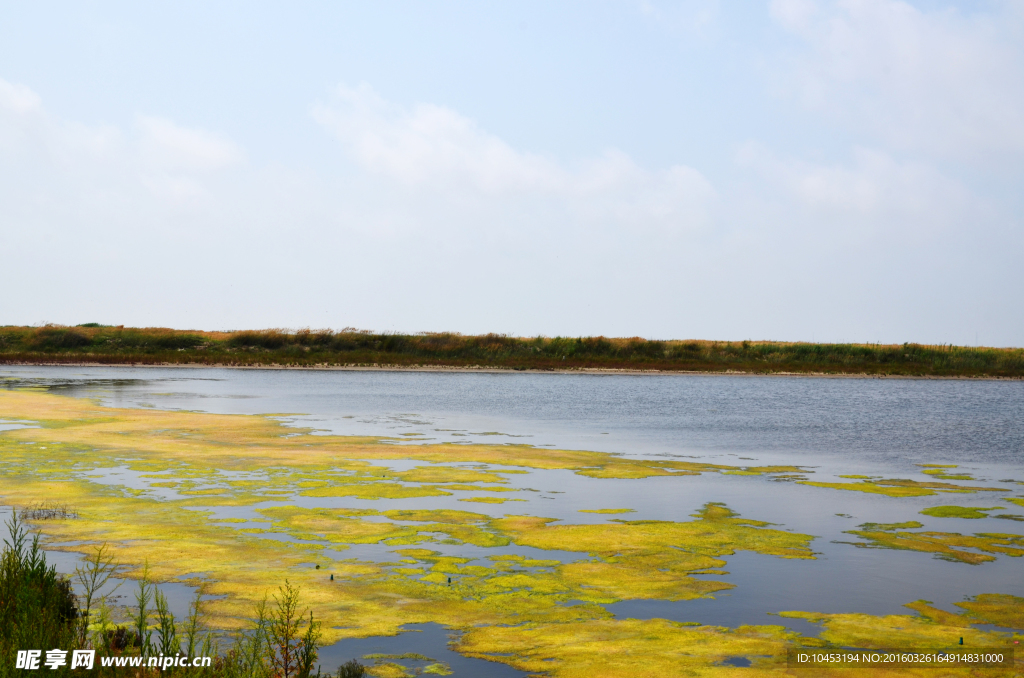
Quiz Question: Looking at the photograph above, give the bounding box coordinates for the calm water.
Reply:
[2,365,1022,674]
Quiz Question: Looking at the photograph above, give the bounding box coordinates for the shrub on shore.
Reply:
[0,325,1021,377]
[0,513,361,678]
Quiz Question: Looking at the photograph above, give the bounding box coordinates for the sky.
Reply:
[1,1,1022,345]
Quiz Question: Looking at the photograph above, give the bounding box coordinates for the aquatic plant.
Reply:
[335,659,366,677]
[920,505,1001,519]
[843,522,1024,564]
[799,477,1004,497]
[0,511,79,678]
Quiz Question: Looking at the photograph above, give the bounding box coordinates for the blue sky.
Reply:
[2,1,1022,345]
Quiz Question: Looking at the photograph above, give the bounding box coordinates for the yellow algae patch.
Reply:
[435,484,518,492]
[178,488,229,495]
[392,466,510,484]
[258,507,418,544]
[903,600,974,627]
[488,503,814,603]
[955,594,1024,629]
[1005,497,1024,508]
[300,484,453,500]
[799,478,1004,497]
[857,521,923,531]
[488,554,562,569]
[922,469,976,480]
[382,509,488,524]
[0,389,807,484]
[457,497,524,504]
[844,524,1024,564]
[0,481,383,639]
[495,504,813,561]
[578,508,634,514]
[148,481,179,488]
[781,606,1013,651]
[258,507,510,548]
[920,505,1001,519]
[456,619,795,677]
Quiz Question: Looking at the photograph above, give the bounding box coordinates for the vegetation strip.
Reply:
[2,325,1023,377]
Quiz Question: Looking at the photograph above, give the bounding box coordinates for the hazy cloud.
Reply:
[770,0,1024,159]
[313,84,716,235]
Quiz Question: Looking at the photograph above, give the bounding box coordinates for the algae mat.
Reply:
[0,388,1021,677]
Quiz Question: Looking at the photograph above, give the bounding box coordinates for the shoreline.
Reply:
[2,360,1020,380]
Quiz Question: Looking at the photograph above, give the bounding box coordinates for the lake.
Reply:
[1,365,1021,676]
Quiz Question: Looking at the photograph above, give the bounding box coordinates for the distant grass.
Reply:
[0,325,1022,377]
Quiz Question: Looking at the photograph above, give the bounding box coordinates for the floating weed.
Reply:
[799,478,1004,497]
[920,505,1002,519]
[922,469,976,480]
[857,521,923,531]
[301,484,453,500]
[843,523,1024,564]
[954,593,1024,629]
[457,497,524,504]
[781,598,1016,656]
[391,466,510,484]
[435,484,518,492]
[456,618,798,677]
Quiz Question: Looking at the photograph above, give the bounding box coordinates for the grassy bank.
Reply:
[0,325,1021,377]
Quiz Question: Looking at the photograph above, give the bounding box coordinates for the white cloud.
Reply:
[137,115,243,173]
[0,79,42,114]
[313,84,716,234]
[739,142,968,216]
[770,0,1024,159]
[770,0,819,33]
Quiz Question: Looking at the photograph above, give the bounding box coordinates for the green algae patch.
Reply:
[456,618,796,677]
[457,497,524,504]
[392,466,510,485]
[1005,497,1024,508]
[799,477,1004,497]
[781,598,1015,656]
[857,521,923,531]
[366,662,413,678]
[844,523,1024,564]
[922,469,976,480]
[578,508,635,514]
[487,503,814,603]
[382,509,488,524]
[903,600,974,627]
[0,389,806,485]
[920,505,1002,519]
[300,484,453,500]
[257,507,511,548]
[954,594,1024,629]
